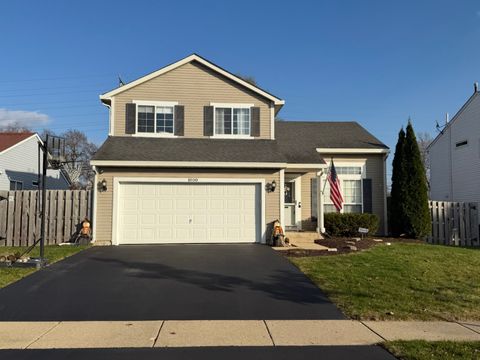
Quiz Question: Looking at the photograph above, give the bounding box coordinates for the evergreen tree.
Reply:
[403,121,431,238]
[390,128,407,236]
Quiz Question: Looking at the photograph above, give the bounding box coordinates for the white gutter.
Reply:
[316,148,389,154]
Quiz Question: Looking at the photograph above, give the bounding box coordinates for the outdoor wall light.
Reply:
[98,179,107,192]
[266,180,277,193]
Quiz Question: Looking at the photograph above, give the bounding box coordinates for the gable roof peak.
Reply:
[100,53,284,106]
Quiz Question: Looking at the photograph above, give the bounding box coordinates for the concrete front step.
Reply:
[284,231,327,250]
[1,320,478,349]
[285,231,321,239]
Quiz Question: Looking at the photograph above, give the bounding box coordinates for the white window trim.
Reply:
[133,100,178,137]
[210,102,254,138]
[321,160,366,214]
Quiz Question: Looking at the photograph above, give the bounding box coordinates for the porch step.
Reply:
[284,231,327,250]
[285,231,322,241]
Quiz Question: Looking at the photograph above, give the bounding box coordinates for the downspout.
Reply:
[383,152,389,235]
[317,169,325,234]
[91,165,98,243]
[101,100,112,136]
[279,169,285,228]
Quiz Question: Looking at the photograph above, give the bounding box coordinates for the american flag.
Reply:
[328,160,344,212]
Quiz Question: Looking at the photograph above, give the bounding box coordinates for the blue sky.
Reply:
[1,0,479,179]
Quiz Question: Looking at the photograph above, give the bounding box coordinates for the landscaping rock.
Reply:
[353,237,361,242]
[373,239,383,242]
[345,241,356,245]
[344,245,358,251]
[327,248,338,252]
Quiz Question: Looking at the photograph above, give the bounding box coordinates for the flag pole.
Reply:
[321,157,333,195]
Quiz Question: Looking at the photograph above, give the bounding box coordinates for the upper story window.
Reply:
[137,105,174,134]
[213,104,251,137]
[132,100,179,136]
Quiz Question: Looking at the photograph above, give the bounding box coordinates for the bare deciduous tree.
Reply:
[0,123,32,132]
[417,132,433,182]
[236,73,257,86]
[41,129,97,189]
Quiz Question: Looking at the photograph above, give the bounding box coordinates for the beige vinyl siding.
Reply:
[95,168,280,244]
[295,154,387,234]
[112,61,272,139]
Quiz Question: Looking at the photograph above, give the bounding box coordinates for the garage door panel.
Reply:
[158,214,174,225]
[117,182,260,244]
[175,199,190,209]
[193,199,207,209]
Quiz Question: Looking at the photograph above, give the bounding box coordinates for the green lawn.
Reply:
[0,245,88,289]
[383,340,480,360]
[290,242,480,320]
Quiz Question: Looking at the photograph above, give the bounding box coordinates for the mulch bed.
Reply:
[279,237,422,257]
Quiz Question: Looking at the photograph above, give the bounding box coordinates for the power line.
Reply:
[0,73,118,84]
[0,83,111,94]
[0,89,101,98]
[21,104,104,110]
[0,100,101,107]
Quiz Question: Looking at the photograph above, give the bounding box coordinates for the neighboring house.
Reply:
[428,84,480,208]
[91,54,389,245]
[0,132,70,191]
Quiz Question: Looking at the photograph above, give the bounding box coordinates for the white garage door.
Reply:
[116,182,261,244]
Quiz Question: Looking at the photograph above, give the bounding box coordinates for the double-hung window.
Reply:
[323,165,364,214]
[136,102,175,135]
[214,105,251,136]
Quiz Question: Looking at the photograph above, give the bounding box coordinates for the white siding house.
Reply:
[0,133,70,191]
[428,87,480,210]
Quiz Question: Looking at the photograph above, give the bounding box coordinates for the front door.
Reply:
[284,181,296,227]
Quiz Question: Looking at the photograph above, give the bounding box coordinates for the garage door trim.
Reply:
[112,177,266,245]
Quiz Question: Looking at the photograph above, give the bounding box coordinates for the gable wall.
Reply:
[430,93,480,205]
[0,136,69,191]
[112,61,272,139]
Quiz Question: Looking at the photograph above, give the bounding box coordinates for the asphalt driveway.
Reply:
[0,244,344,321]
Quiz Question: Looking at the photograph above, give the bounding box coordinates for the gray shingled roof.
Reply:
[92,136,287,163]
[92,121,387,164]
[275,121,388,163]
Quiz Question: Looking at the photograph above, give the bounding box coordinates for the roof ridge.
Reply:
[279,120,357,124]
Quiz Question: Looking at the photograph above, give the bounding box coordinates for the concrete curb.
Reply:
[0,320,478,349]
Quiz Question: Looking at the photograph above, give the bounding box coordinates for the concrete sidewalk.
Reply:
[0,320,479,349]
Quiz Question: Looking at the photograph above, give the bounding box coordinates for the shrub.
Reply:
[324,213,379,237]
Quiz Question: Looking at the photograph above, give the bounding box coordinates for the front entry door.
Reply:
[284,181,296,227]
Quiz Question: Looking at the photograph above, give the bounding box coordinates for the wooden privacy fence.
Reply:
[429,200,479,247]
[0,190,92,247]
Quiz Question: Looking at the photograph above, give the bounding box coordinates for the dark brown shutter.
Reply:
[174,105,184,136]
[250,107,260,137]
[125,103,136,134]
[362,179,373,213]
[204,106,213,136]
[311,177,318,219]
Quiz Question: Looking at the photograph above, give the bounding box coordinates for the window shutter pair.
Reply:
[203,106,261,137]
[125,103,184,136]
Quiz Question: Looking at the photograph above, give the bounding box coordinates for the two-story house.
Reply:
[428,84,480,212]
[91,54,389,245]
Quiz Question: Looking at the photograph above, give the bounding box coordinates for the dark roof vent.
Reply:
[475,82,478,93]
